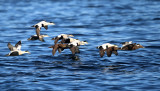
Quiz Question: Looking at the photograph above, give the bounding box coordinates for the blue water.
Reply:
[0,0,160,90]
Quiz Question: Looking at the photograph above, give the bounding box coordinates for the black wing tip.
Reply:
[17,40,21,44]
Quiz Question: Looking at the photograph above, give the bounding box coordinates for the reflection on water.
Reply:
[0,0,160,90]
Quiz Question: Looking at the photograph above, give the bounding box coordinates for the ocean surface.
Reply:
[0,0,160,91]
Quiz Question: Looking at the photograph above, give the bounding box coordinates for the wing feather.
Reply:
[36,27,41,36]
[7,43,14,51]
[70,46,76,55]
[99,49,105,57]
[52,44,58,56]
[106,48,112,57]
[54,37,59,44]
[44,25,48,30]
[15,41,21,50]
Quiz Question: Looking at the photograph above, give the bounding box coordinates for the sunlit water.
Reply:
[0,0,160,90]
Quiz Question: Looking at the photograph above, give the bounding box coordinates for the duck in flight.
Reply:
[29,21,54,42]
[49,38,88,56]
[97,43,118,57]
[6,41,30,56]
[52,34,74,44]
[28,34,49,42]
[31,20,55,30]
[48,43,77,56]
[120,42,144,50]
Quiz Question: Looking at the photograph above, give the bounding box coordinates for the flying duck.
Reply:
[31,20,55,31]
[31,21,55,40]
[48,43,77,56]
[120,42,144,50]
[67,40,88,53]
[6,41,30,56]
[97,43,118,57]
[52,34,74,44]
[49,38,88,56]
[28,34,49,42]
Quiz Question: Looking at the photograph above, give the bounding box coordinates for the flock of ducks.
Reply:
[6,21,145,57]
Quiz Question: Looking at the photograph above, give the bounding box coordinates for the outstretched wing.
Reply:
[36,27,41,36]
[75,46,80,53]
[58,48,62,53]
[7,43,14,51]
[44,25,48,30]
[52,44,58,56]
[99,49,105,57]
[54,37,59,44]
[106,48,112,57]
[15,41,21,50]
[39,37,45,42]
[113,50,118,56]
[70,45,76,55]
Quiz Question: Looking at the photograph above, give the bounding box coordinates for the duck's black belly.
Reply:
[30,36,39,40]
[10,51,19,56]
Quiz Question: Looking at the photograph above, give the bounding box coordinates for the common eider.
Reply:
[97,43,118,57]
[28,34,49,42]
[31,20,55,30]
[6,41,30,56]
[52,34,74,44]
[48,43,78,56]
[49,39,88,56]
[31,21,54,41]
[121,42,144,50]
[67,40,88,53]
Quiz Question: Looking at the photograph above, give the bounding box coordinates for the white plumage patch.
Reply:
[99,43,118,49]
[68,41,78,46]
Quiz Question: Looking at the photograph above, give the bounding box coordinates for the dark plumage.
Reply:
[28,35,49,42]
[121,43,144,50]
[48,44,79,56]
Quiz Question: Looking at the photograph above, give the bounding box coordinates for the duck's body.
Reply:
[50,35,88,56]
[65,40,88,53]
[68,39,88,46]
[121,41,133,47]
[49,43,78,56]
[6,41,30,56]
[60,38,79,44]
[7,50,30,56]
[31,21,55,37]
[97,43,118,57]
[28,35,49,42]
[121,43,144,50]
[32,21,55,30]
[52,34,74,44]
